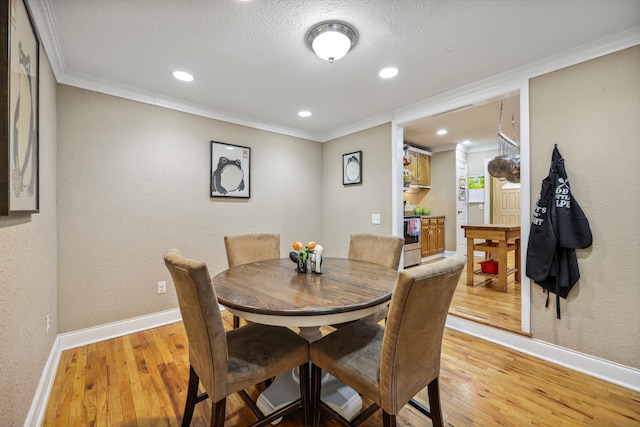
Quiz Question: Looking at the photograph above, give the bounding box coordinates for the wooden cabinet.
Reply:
[407,148,431,187]
[415,152,431,187]
[421,216,445,257]
[436,217,445,253]
[421,220,431,257]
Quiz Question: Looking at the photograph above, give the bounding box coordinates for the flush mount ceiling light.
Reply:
[306,21,358,63]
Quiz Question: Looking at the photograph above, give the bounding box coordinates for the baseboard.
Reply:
[446,315,640,392]
[25,336,62,427]
[57,308,182,350]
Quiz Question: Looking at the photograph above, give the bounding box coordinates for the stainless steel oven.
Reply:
[403,216,421,268]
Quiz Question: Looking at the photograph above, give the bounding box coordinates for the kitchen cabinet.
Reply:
[406,147,431,188]
[421,216,445,257]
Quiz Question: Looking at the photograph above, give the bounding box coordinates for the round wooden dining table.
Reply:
[212,257,399,422]
[213,257,399,341]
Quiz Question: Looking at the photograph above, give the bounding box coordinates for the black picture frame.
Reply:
[0,0,39,215]
[342,151,362,185]
[210,141,251,198]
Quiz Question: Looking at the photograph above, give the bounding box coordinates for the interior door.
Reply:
[456,159,468,254]
[492,177,521,225]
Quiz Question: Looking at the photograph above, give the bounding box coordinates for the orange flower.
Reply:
[306,241,317,250]
[292,241,303,251]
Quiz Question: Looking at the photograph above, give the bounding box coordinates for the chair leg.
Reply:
[382,411,397,427]
[211,397,226,427]
[408,377,444,426]
[298,363,312,427]
[427,377,444,427]
[311,364,322,427]
[182,366,200,427]
[233,315,240,329]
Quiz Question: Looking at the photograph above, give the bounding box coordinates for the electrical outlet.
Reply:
[371,213,381,224]
[157,281,167,294]
[46,314,50,335]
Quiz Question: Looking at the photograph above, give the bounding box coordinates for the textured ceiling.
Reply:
[28,0,640,146]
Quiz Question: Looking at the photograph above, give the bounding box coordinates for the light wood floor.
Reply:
[43,310,640,427]
[447,255,523,334]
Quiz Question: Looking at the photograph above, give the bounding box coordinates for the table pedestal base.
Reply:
[257,369,362,424]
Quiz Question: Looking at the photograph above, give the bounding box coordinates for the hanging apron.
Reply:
[526,146,592,318]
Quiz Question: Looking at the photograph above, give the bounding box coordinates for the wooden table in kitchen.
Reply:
[461,224,521,292]
[212,257,399,421]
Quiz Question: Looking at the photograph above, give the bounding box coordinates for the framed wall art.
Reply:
[210,141,251,198]
[342,151,362,185]
[0,0,40,215]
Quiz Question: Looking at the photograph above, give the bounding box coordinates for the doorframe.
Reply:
[392,80,531,334]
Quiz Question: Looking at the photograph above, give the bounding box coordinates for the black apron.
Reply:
[526,146,592,318]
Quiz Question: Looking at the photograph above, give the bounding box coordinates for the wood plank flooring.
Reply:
[43,311,640,426]
[447,255,523,334]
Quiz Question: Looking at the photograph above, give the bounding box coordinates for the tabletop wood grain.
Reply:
[212,258,398,317]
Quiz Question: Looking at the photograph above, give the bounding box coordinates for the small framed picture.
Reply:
[210,141,250,198]
[342,151,362,185]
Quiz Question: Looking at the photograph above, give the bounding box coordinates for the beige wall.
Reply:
[529,45,640,368]
[0,50,57,424]
[56,86,323,332]
[322,124,394,256]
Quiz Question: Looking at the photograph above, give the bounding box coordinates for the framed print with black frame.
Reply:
[0,0,39,215]
[342,151,362,185]
[210,141,250,198]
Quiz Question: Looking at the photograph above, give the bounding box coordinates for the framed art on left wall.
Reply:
[0,0,40,215]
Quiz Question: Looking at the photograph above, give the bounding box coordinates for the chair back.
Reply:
[164,249,229,403]
[224,233,280,267]
[348,233,404,270]
[379,255,465,414]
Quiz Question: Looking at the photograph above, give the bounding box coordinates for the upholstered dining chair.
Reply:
[348,233,404,271]
[224,233,280,328]
[335,233,404,327]
[164,249,310,427]
[310,255,466,427]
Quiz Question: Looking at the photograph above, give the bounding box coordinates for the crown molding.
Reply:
[392,26,640,128]
[27,0,640,143]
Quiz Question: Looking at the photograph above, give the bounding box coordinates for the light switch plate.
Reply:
[372,213,381,224]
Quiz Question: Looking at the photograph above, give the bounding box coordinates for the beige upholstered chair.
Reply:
[334,233,403,327]
[310,255,466,427]
[224,233,280,328]
[348,233,404,271]
[164,249,309,427]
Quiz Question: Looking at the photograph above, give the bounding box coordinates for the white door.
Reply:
[456,159,468,254]
[492,177,521,225]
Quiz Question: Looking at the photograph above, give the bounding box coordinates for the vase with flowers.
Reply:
[290,241,317,273]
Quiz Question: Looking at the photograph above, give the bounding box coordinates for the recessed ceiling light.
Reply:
[172,71,194,82]
[379,67,398,79]
[298,111,312,117]
[437,129,448,135]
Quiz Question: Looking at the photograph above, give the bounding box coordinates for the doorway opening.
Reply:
[399,91,528,335]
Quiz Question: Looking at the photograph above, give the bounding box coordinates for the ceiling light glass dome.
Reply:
[306,21,358,63]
